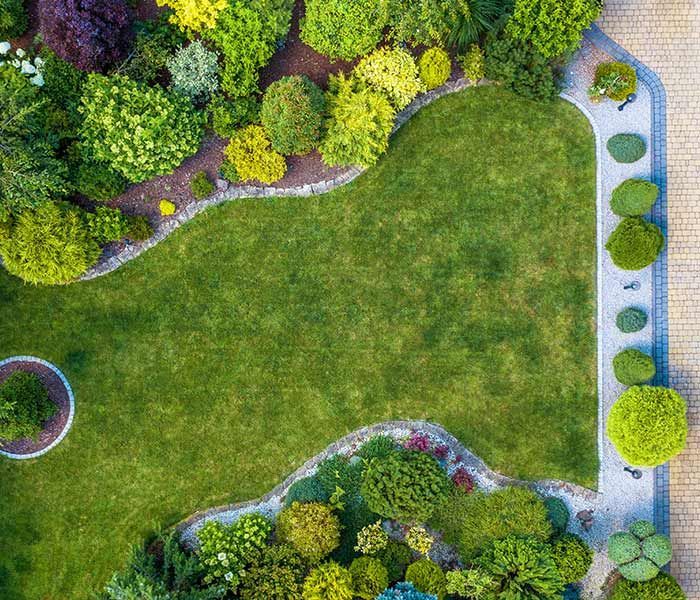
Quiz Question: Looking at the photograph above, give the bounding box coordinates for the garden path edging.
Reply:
[0,356,75,460]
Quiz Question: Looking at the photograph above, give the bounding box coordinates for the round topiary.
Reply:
[606,385,687,466]
[608,532,642,565]
[0,371,56,441]
[350,556,389,600]
[285,476,330,507]
[612,349,656,386]
[544,497,570,537]
[276,501,341,563]
[616,307,648,333]
[607,134,647,163]
[376,540,413,583]
[605,217,664,271]
[628,520,656,540]
[405,559,447,600]
[550,534,593,584]
[418,48,451,90]
[303,561,354,600]
[610,573,686,600]
[618,557,660,582]
[642,535,673,567]
[610,179,659,217]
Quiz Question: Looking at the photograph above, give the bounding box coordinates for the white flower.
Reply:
[34,56,44,67]
[30,73,44,87]
[217,552,226,561]
[224,572,234,582]
[15,48,25,57]
[21,60,36,74]
[11,59,20,68]
[0,42,10,55]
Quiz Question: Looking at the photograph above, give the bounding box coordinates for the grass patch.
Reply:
[0,86,596,599]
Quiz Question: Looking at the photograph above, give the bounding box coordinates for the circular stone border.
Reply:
[0,356,75,460]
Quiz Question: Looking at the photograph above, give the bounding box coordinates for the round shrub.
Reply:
[276,502,341,563]
[612,349,656,386]
[608,532,642,564]
[642,535,673,567]
[302,561,353,600]
[377,582,437,600]
[285,476,330,507]
[0,202,100,285]
[377,540,413,583]
[300,0,388,61]
[0,0,28,39]
[38,0,134,72]
[607,134,647,163]
[608,520,671,582]
[610,573,686,600]
[239,544,307,600]
[544,497,569,537]
[606,385,687,466]
[167,40,219,103]
[354,47,424,110]
[0,371,56,442]
[355,521,389,555]
[73,161,128,201]
[357,435,397,462]
[405,560,446,600]
[350,556,389,600]
[159,200,176,216]
[459,44,485,82]
[618,557,660,582]
[629,519,656,540]
[605,217,664,271]
[361,448,450,523]
[224,125,287,184]
[126,215,153,241]
[261,75,326,155]
[155,0,228,32]
[616,307,647,333]
[418,48,451,91]
[610,179,659,217]
[550,534,592,584]
[594,62,637,101]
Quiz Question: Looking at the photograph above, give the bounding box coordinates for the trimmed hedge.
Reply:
[610,179,659,217]
[607,134,646,163]
[616,307,648,333]
[612,349,656,386]
[605,217,664,271]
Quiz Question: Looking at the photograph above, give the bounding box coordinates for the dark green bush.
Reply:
[276,501,341,563]
[612,349,656,386]
[190,171,215,200]
[357,435,397,463]
[405,559,447,600]
[40,49,86,133]
[126,215,154,241]
[629,520,656,540]
[544,497,569,537]
[208,94,260,138]
[350,556,389,600]
[607,386,687,467]
[361,448,450,523]
[593,62,637,101]
[73,161,128,201]
[285,476,330,507]
[0,371,56,442]
[608,532,642,565]
[238,544,307,600]
[550,534,592,584]
[610,573,686,600]
[611,179,659,217]
[607,134,647,163]
[86,206,129,245]
[303,561,354,600]
[616,307,648,333]
[0,0,28,39]
[261,75,325,155]
[376,540,413,583]
[605,217,664,271]
[618,557,661,582]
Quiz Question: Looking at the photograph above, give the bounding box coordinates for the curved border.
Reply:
[0,356,75,460]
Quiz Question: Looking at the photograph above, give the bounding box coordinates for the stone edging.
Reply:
[0,356,75,460]
[81,78,473,281]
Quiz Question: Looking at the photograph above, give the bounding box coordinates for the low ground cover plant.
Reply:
[0,371,55,442]
[608,520,672,582]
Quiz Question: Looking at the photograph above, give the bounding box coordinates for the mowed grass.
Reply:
[0,86,597,599]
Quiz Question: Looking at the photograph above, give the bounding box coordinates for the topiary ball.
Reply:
[610,179,659,217]
[612,349,656,386]
[608,532,641,565]
[405,559,447,600]
[544,497,570,537]
[610,572,686,600]
[606,386,688,466]
[628,520,656,540]
[642,534,672,567]
[618,556,660,582]
[284,476,330,507]
[607,134,647,163]
[550,534,593,584]
[350,556,390,600]
[605,217,664,270]
[616,307,648,333]
[418,47,451,90]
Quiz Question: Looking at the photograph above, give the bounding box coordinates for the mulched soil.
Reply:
[0,361,71,456]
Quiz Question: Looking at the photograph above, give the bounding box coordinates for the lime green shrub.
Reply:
[190,171,215,200]
[86,206,129,244]
[0,371,55,442]
[607,386,687,466]
[611,179,659,217]
[159,199,176,216]
[605,217,664,270]
[277,502,341,563]
[319,74,395,168]
[616,307,648,333]
[550,534,592,584]
[224,125,287,184]
[376,540,413,583]
[0,203,99,285]
[208,94,260,138]
[405,526,434,555]
[355,521,389,555]
[607,134,647,163]
[446,568,496,599]
[80,74,203,183]
[354,47,424,110]
[239,544,307,600]
[405,559,447,600]
[608,520,672,582]
[544,497,569,537]
[350,556,389,599]
[261,75,326,155]
[418,48,451,90]
[459,44,485,82]
[612,349,656,386]
[610,573,686,600]
[593,62,637,101]
[0,0,28,38]
[303,561,353,600]
[300,0,388,61]
[156,0,228,32]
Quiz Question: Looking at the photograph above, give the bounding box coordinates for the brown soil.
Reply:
[0,361,71,456]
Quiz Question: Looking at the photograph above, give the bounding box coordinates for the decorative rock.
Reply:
[215,178,229,191]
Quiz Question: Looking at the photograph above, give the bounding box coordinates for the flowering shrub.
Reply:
[0,371,55,442]
[418,48,451,90]
[85,207,129,244]
[405,560,447,600]
[404,432,431,453]
[303,561,354,600]
[167,41,219,103]
[38,0,134,72]
[405,527,434,556]
[351,556,390,600]
[608,521,672,582]
[605,217,664,271]
[356,521,389,555]
[224,125,287,184]
[354,47,424,110]
[156,0,228,32]
[451,467,475,494]
[0,0,27,38]
[159,199,177,216]
[276,502,341,563]
[459,44,485,82]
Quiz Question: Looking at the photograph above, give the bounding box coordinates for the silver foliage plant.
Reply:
[167,40,220,103]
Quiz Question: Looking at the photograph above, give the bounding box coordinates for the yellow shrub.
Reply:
[156,0,228,32]
[159,199,177,216]
[224,125,286,184]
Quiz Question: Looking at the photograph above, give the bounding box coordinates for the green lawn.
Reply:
[0,86,597,599]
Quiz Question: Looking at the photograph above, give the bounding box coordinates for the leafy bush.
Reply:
[361,448,450,523]
[445,569,495,599]
[38,0,134,72]
[285,476,330,507]
[592,62,637,101]
[610,179,659,217]
[605,217,664,271]
[350,556,389,599]
[277,502,341,563]
[506,0,600,58]
[354,47,424,110]
[377,541,413,583]
[355,521,389,555]
[405,560,446,600]
[543,497,569,537]
[167,41,219,103]
[357,435,397,462]
[609,520,672,582]
[40,48,87,132]
[607,386,687,466]
[610,573,687,600]
[478,535,564,599]
[616,307,648,333]
[303,561,353,600]
[156,0,228,32]
[190,171,215,200]
[224,125,287,184]
[320,73,396,168]
[208,94,260,138]
[239,544,307,600]
[0,0,27,40]
[550,534,592,584]
[73,161,128,201]
[612,349,656,386]
[80,74,204,183]
[447,0,505,50]
[0,371,55,442]
[127,215,154,241]
[418,48,451,90]
[377,582,438,600]
[86,207,129,244]
[300,0,387,61]
[0,202,100,285]
[261,75,326,155]
[607,134,647,163]
[405,526,434,556]
[159,199,177,216]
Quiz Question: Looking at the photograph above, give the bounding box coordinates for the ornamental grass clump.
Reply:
[606,386,687,467]
[607,134,647,163]
[608,520,672,582]
[605,217,664,270]
[0,371,56,442]
[276,501,341,563]
[612,348,656,386]
[224,125,287,184]
[610,179,659,217]
[418,48,451,90]
[354,47,424,110]
[616,307,648,333]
